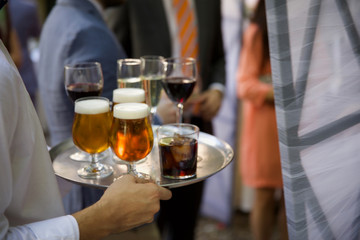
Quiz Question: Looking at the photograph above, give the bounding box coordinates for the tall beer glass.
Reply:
[140,55,165,120]
[110,103,154,178]
[72,96,113,179]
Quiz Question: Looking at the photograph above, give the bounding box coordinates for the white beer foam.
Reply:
[75,99,109,114]
[113,88,145,103]
[113,103,149,119]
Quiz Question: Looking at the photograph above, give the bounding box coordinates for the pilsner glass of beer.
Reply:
[110,103,154,178]
[72,96,113,179]
[156,123,199,179]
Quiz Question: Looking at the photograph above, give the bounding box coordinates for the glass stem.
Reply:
[150,106,157,124]
[128,163,138,176]
[90,154,101,173]
[177,103,183,123]
[151,106,157,116]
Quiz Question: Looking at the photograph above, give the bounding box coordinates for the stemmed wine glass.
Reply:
[65,62,103,101]
[140,55,165,122]
[117,58,142,89]
[110,103,154,179]
[162,57,197,123]
[65,62,106,161]
[72,96,113,179]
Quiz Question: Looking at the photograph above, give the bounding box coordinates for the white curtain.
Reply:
[266,0,360,239]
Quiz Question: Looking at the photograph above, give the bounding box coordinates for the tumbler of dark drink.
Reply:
[157,123,199,179]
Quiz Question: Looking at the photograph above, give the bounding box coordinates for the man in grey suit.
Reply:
[37,0,125,214]
[106,1,226,239]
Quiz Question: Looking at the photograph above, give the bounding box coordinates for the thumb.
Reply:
[158,186,172,200]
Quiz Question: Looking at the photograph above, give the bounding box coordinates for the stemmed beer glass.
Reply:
[64,62,106,161]
[111,88,146,165]
[110,103,154,179]
[162,57,197,123]
[72,96,113,179]
[140,55,165,121]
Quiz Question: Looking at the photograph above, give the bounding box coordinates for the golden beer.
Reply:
[110,103,153,162]
[72,98,111,154]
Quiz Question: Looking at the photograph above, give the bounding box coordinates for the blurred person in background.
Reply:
[37,0,56,24]
[9,0,41,106]
[0,3,22,68]
[236,0,288,239]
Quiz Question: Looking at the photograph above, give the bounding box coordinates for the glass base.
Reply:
[77,163,113,179]
[131,171,153,182]
[70,151,90,161]
[112,172,154,184]
[71,150,109,162]
[162,173,196,180]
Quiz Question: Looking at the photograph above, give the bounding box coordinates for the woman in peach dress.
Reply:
[236,1,288,239]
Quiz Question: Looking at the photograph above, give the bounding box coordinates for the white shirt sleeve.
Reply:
[6,215,79,240]
[0,41,79,240]
[209,82,226,93]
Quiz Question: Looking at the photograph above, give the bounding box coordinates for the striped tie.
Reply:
[173,0,199,59]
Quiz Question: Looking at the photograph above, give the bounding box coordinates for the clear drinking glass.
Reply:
[157,123,199,179]
[111,88,146,165]
[64,62,103,102]
[64,62,107,161]
[110,103,154,179]
[117,58,142,89]
[72,96,113,179]
[162,57,197,123]
[140,55,165,121]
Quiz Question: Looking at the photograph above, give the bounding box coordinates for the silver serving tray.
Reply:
[50,130,233,189]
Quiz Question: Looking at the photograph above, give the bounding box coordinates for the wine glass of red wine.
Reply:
[162,57,197,123]
[65,62,103,101]
[64,62,105,161]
